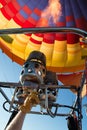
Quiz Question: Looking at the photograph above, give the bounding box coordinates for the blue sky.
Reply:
[0,50,87,130]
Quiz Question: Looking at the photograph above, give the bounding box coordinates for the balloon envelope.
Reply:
[0,0,87,96]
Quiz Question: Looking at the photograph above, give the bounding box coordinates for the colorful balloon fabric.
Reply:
[0,0,87,96]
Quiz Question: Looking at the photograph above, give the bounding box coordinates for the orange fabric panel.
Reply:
[58,73,87,97]
[58,72,82,93]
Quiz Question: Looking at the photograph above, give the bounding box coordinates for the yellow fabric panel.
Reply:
[66,43,83,66]
[40,42,54,66]
[0,13,20,29]
[82,46,87,58]
[16,34,30,44]
[25,40,41,60]
[52,40,67,66]
[12,39,26,53]
[51,41,85,68]
[11,34,29,59]
[0,12,9,28]
[4,19,20,29]
[31,34,43,41]
[11,47,24,60]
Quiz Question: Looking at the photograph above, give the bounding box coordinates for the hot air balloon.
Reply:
[0,0,87,130]
[0,0,87,96]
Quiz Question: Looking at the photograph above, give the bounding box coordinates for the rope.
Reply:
[85,57,87,96]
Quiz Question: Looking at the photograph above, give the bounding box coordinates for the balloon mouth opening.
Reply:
[20,72,44,86]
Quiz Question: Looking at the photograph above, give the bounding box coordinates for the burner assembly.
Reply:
[16,51,58,112]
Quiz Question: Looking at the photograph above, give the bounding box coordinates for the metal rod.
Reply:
[9,87,18,112]
[52,103,78,111]
[0,87,16,110]
[0,82,21,88]
[0,27,87,37]
[77,87,82,130]
[0,82,77,90]
[77,72,85,130]
[0,87,11,103]
[68,70,86,130]
[30,111,69,117]
[70,71,86,114]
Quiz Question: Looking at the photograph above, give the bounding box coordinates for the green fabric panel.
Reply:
[0,35,13,43]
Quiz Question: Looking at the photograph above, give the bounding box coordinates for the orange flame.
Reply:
[41,0,62,24]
